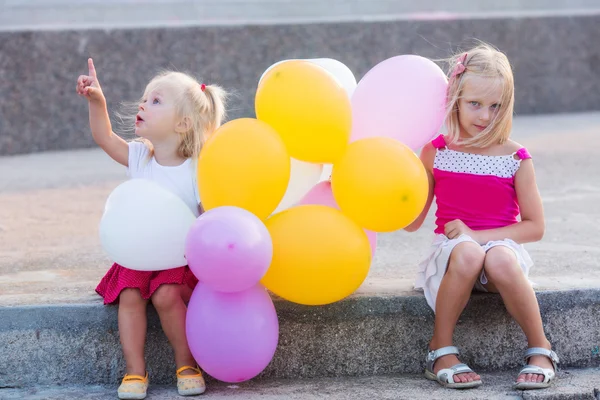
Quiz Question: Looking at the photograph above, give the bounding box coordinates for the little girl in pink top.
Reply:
[405,43,558,390]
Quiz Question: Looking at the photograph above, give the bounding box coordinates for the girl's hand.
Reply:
[444,219,478,241]
[76,58,105,104]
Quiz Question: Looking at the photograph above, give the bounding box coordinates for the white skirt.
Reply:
[414,234,534,313]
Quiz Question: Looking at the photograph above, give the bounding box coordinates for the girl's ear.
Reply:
[175,116,192,134]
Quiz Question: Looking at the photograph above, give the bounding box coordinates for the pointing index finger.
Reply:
[88,58,97,79]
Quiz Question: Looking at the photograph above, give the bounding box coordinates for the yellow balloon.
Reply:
[261,205,371,305]
[331,137,428,232]
[198,118,290,220]
[255,60,352,164]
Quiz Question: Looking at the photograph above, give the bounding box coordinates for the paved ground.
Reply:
[1,0,600,31]
[2,368,600,400]
[0,112,599,307]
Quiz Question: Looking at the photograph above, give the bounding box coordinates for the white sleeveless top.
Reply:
[127,141,201,217]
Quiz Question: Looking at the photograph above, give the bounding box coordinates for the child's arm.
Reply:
[404,142,436,232]
[76,58,129,166]
[445,159,545,244]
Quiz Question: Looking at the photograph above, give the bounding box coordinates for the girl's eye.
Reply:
[469,101,479,107]
[153,98,160,104]
[491,103,501,109]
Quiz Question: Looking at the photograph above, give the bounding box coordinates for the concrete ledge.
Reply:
[1,14,599,155]
[2,368,600,399]
[2,289,599,387]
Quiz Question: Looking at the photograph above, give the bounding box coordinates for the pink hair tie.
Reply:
[451,53,468,79]
[200,84,206,92]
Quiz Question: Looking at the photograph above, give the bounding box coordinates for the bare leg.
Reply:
[118,288,149,376]
[430,242,485,383]
[483,246,553,384]
[151,284,197,374]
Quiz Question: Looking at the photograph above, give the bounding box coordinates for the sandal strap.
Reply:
[427,346,460,363]
[426,346,460,373]
[525,347,559,364]
[449,363,473,374]
[524,347,559,371]
[177,365,202,377]
[122,372,148,383]
[437,364,475,384]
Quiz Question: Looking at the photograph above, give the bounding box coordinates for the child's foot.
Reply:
[177,365,206,396]
[433,354,481,384]
[516,355,554,384]
[514,347,559,390]
[117,372,148,400]
[425,346,482,389]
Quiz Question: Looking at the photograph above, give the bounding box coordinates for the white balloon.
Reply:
[273,158,323,214]
[99,179,196,271]
[319,164,334,183]
[258,58,357,98]
[307,58,357,98]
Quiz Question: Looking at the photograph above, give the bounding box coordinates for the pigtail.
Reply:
[201,84,227,137]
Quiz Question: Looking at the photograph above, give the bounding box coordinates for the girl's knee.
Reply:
[448,242,485,278]
[484,246,521,283]
[151,284,181,311]
[119,288,145,307]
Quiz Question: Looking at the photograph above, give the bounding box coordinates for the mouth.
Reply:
[135,115,144,125]
[474,124,487,131]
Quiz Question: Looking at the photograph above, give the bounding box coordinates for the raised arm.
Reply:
[76,58,129,166]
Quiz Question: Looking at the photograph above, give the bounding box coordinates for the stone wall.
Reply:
[1,14,599,155]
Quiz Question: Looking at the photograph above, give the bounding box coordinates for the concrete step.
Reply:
[2,369,599,400]
[1,8,599,154]
[1,289,600,387]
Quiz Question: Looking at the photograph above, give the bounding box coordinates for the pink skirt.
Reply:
[96,263,199,305]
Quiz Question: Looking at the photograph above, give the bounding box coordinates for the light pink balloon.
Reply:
[350,55,448,150]
[299,181,377,256]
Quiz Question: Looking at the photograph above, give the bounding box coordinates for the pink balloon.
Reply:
[186,283,279,383]
[350,55,448,150]
[299,181,377,256]
[185,206,273,293]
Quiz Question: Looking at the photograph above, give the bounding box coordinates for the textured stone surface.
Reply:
[1,14,600,155]
[1,289,599,387]
[1,369,599,399]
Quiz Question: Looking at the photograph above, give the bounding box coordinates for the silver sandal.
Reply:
[513,347,559,390]
[424,346,483,389]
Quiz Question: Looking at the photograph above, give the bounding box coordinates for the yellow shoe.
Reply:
[117,372,148,399]
[177,365,206,396]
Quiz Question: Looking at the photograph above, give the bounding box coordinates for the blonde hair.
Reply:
[445,42,514,148]
[120,71,227,158]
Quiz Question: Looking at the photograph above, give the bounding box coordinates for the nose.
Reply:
[480,108,490,122]
[138,103,145,111]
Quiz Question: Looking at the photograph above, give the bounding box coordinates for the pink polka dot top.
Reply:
[431,134,531,234]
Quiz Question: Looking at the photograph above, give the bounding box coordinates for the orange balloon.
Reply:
[332,137,428,232]
[255,61,352,164]
[261,205,371,305]
[198,118,290,220]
